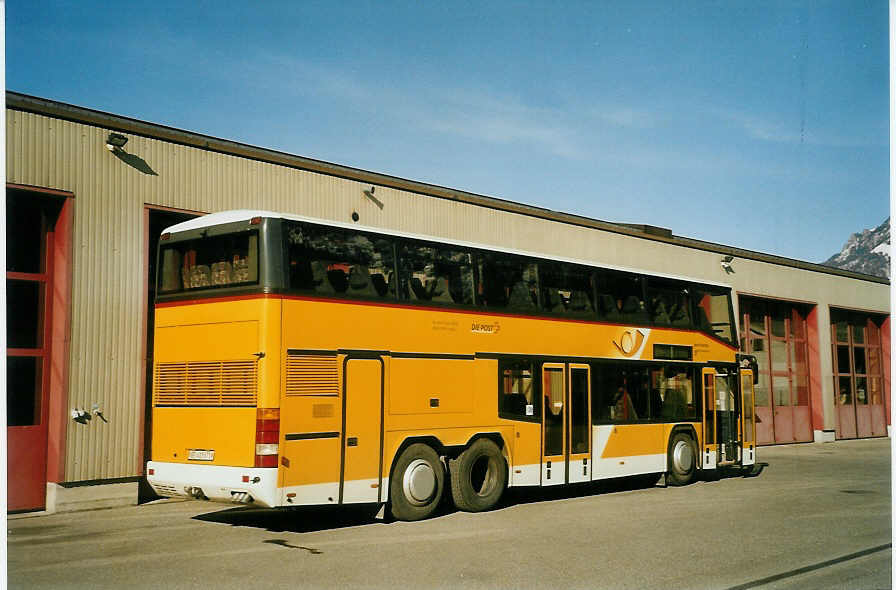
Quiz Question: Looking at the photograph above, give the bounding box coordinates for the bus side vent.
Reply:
[286,354,340,396]
[155,360,258,406]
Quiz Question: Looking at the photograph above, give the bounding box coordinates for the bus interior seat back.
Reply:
[348,265,375,296]
[409,277,429,300]
[545,288,565,313]
[211,261,232,286]
[290,258,314,290]
[311,261,333,294]
[568,290,591,312]
[430,277,452,303]
[189,265,211,288]
[327,268,349,293]
[370,273,388,297]
[507,281,536,310]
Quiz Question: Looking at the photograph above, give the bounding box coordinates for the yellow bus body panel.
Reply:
[152,407,256,466]
[151,298,282,467]
[600,424,666,458]
[153,293,735,492]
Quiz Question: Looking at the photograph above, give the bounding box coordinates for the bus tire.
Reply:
[449,438,507,512]
[667,432,697,486]
[389,443,444,521]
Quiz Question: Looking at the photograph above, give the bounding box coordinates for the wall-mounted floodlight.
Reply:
[363,185,384,210]
[105,133,128,152]
[720,255,735,274]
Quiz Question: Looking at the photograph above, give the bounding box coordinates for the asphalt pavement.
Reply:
[7,438,892,589]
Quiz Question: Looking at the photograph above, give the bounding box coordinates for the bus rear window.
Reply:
[159,232,259,294]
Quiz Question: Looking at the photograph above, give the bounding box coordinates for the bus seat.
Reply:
[327,268,349,293]
[232,257,250,283]
[430,277,452,303]
[598,294,621,320]
[568,290,591,312]
[622,296,648,323]
[507,281,536,311]
[651,300,671,325]
[370,273,388,297]
[289,259,314,290]
[696,307,712,331]
[348,265,375,297]
[669,303,690,327]
[189,265,210,288]
[661,389,686,420]
[502,393,529,415]
[211,261,232,286]
[312,261,334,294]
[410,277,429,300]
[541,288,559,312]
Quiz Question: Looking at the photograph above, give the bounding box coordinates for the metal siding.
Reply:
[7,108,890,482]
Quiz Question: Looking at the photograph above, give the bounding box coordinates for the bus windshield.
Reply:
[158,231,259,294]
[692,285,735,345]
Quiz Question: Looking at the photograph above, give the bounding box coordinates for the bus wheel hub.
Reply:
[403,459,436,505]
[673,440,694,473]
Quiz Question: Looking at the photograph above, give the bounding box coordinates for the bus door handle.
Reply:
[347,437,358,447]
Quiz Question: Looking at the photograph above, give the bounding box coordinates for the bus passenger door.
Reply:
[541,364,566,486]
[740,370,756,466]
[715,371,739,465]
[701,368,717,470]
[341,357,384,504]
[567,364,592,484]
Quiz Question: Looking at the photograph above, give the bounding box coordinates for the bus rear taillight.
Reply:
[255,408,280,468]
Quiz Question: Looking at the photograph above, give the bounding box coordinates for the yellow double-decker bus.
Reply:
[147,210,759,520]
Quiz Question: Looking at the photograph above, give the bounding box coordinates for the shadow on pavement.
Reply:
[193,503,384,533]
[193,468,759,535]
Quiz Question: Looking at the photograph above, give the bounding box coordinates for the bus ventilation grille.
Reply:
[154,360,258,406]
[286,354,340,396]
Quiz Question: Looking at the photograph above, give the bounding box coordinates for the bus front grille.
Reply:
[154,360,257,406]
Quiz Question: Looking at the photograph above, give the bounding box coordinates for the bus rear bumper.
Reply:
[147,461,279,508]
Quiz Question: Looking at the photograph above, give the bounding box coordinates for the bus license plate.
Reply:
[188,449,215,461]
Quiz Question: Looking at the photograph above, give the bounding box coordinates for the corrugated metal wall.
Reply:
[6,108,890,482]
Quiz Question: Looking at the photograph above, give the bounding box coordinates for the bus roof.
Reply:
[164,210,735,290]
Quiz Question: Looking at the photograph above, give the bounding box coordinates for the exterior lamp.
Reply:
[105,133,128,152]
[720,255,734,274]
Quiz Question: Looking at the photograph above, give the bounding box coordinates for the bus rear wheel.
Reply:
[389,443,444,521]
[449,438,507,512]
[667,432,697,486]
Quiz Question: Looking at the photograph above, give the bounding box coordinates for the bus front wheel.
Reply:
[666,432,697,486]
[389,443,445,521]
[449,438,507,512]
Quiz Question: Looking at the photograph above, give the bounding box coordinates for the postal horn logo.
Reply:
[613,329,646,357]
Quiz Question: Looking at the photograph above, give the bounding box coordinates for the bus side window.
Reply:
[478,253,537,312]
[654,366,696,421]
[498,359,539,420]
[595,269,647,324]
[539,261,594,317]
[593,363,656,422]
[591,364,618,422]
[647,278,692,328]
[398,241,475,306]
[286,221,395,299]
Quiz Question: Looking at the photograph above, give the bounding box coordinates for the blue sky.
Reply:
[7,1,889,263]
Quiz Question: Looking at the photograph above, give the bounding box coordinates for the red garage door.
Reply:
[7,188,67,512]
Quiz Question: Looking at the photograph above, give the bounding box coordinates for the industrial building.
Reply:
[6,92,889,513]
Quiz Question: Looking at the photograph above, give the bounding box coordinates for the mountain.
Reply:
[822,218,890,279]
